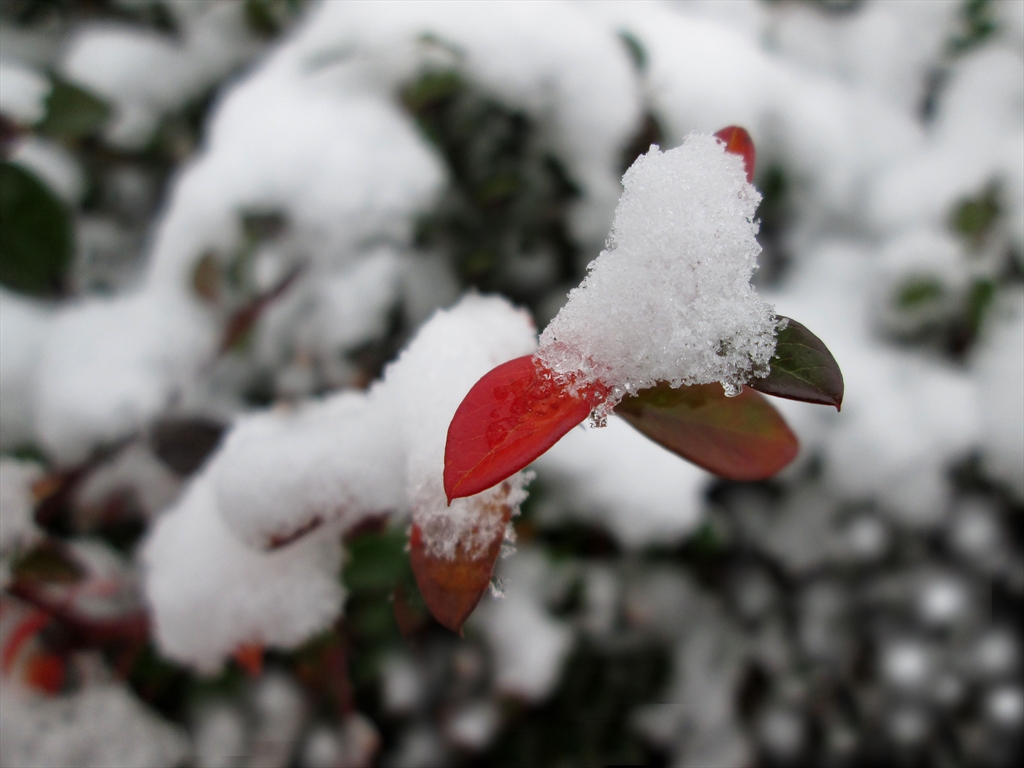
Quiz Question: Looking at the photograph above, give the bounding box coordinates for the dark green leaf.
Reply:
[616,382,799,481]
[617,30,647,73]
[35,76,110,140]
[0,161,73,296]
[344,529,410,593]
[749,317,844,410]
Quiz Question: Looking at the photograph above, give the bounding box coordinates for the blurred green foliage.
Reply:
[36,76,110,141]
[0,162,73,295]
[948,0,999,54]
[403,68,581,311]
[950,182,1000,245]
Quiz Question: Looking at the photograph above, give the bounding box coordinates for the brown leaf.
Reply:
[616,381,798,481]
[409,500,510,635]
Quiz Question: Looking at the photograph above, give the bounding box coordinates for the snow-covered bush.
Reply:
[1,1,1021,767]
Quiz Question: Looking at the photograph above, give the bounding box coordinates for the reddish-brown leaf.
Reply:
[1,610,50,673]
[444,355,606,502]
[24,652,65,695]
[408,500,511,634]
[233,643,264,678]
[714,125,756,183]
[616,382,798,481]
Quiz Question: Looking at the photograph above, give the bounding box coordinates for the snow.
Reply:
[143,294,536,669]
[0,61,50,125]
[212,389,404,550]
[61,4,259,149]
[0,683,190,768]
[3,1,1023,758]
[444,700,499,751]
[31,4,447,462]
[592,1,925,233]
[535,416,710,549]
[538,135,777,403]
[34,292,208,465]
[974,289,1024,500]
[293,0,642,250]
[470,548,573,701]
[384,294,537,560]
[767,243,980,524]
[0,290,51,452]
[8,136,86,205]
[141,467,346,672]
[868,44,1024,255]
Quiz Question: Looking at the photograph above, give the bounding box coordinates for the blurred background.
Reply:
[0,1,1021,766]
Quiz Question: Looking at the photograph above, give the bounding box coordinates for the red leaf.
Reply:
[233,643,264,678]
[1,610,50,674]
[444,355,606,502]
[25,652,65,694]
[616,382,798,481]
[714,125,756,183]
[408,498,510,634]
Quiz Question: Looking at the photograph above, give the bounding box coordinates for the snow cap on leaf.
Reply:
[537,132,778,408]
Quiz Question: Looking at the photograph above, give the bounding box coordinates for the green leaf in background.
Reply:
[0,162,73,296]
[950,181,999,245]
[616,381,799,481]
[35,76,110,141]
[344,528,410,593]
[749,316,844,410]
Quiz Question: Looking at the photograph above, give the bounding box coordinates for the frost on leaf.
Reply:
[409,491,511,635]
[616,382,798,481]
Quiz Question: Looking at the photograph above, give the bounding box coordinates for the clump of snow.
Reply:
[974,289,1024,499]
[296,0,641,250]
[141,468,345,672]
[212,390,404,550]
[143,295,535,669]
[35,292,209,464]
[380,653,426,715]
[0,683,190,768]
[868,44,1024,256]
[385,294,537,560]
[0,61,50,124]
[31,9,446,461]
[538,134,777,403]
[247,673,306,768]
[0,290,51,451]
[444,700,500,751]
[767,242,979,524]
[61,3,259,149]
[535,416,710,549]
[8,136,86,205]
[191,702,246,768]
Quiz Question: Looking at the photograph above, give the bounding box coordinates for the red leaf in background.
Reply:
[25,652,65,694]
[1,609,50,674]
[616,382,798,481]
[444,355,606,502]
[233,643,264,678]
[714,125,756,183]
[409,497,510,634]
